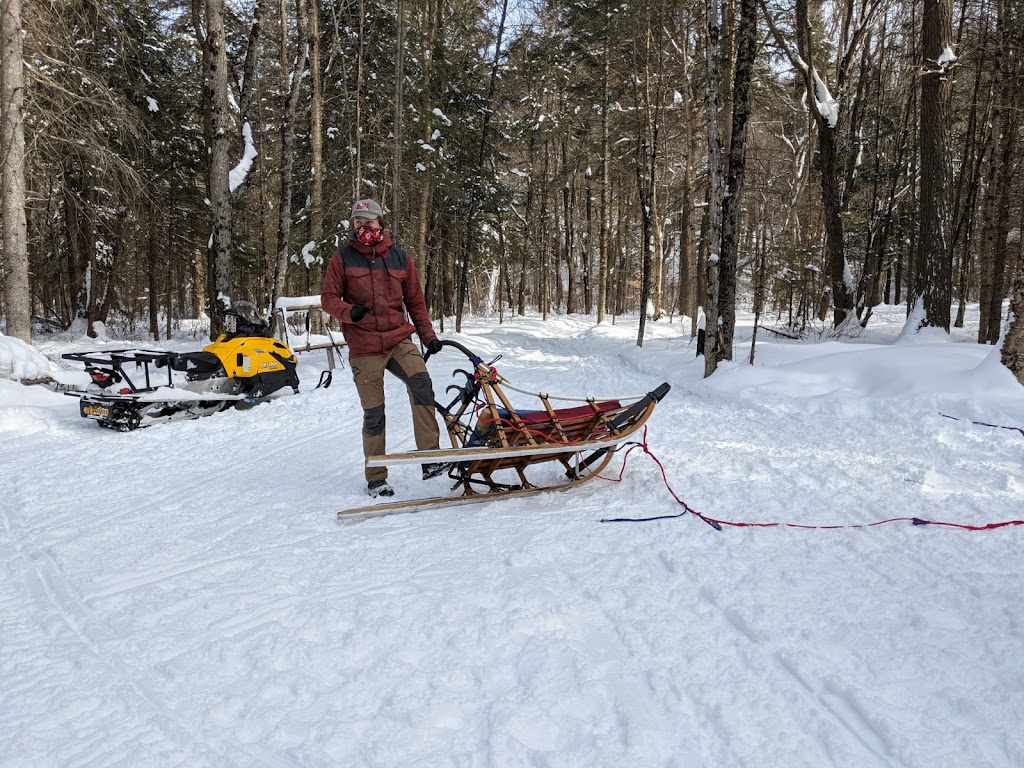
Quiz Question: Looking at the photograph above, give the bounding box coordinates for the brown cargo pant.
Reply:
[350,338,441,483]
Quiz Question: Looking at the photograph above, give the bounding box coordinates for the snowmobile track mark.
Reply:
[774,653,899,765]
[699,584,899,765]
[82,533,323,601]
[0,494,294,768]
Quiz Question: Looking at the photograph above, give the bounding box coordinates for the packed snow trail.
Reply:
[1,311,1022,767]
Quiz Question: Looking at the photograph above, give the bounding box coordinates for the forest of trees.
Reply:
[1,0,1022,381]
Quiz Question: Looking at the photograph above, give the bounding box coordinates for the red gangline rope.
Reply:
[596,428,1024,532]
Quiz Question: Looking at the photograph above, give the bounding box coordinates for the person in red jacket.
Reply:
[321,199,450,497]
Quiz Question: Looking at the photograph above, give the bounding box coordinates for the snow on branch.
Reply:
[791,53,839,128]
[812,71,839,128]
[229,122,258,193]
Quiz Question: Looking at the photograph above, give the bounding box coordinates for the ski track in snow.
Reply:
[2,313,1023,767]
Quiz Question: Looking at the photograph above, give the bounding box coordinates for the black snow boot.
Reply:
[367,479,395,498]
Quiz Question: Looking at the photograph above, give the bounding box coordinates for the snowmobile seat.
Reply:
[166,351,223,375]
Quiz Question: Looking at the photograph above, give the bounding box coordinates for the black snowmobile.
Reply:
[63,302,299,431]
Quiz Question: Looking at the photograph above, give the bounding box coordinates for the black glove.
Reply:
[350,301,371,322]
[426,338,443,355]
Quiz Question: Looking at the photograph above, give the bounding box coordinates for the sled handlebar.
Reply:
[423,339,485,368]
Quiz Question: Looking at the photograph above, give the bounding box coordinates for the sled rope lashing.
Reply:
[470,398,622,448]
[599,432,1024,533]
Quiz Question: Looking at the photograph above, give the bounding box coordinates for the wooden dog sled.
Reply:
[338,340,670,521]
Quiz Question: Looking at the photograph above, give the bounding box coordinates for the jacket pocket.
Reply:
[387,271,404,303]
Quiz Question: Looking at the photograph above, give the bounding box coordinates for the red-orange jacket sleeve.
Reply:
[321,252,356,323]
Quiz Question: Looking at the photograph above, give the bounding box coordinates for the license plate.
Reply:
[81,401,111,420]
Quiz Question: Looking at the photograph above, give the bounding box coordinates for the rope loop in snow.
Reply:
[597,429,1024,533]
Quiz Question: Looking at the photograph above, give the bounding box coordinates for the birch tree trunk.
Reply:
[1,0,31,342]
[199,0,234,337]
[703,0,724,377]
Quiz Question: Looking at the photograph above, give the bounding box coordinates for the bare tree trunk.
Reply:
[951,18,992,328]
[148,199,160,340]
[680,165,694,324]
[84,186,100,337]
[416,0,440,287]
[716,0,756,361]
[353,0,365,197]
[272,0,309,307]
[307,0,324,295]
[978,113,1015,343]
[1,0,31,342]
[634,7,661,347]
[563,143,576,314]
[749,228,768,364]
[198,0,234,336]
[392,0,405,235]
[166,175,176,338]
[979,2,1019,343]
[914,0,953,331]
[455,0,508,332]
[703,0,724,376]
[1003,260,1024,385]
[584,168,594,313]
[780,0,857,329]
[540,142,550,321]
[677,21,696,333]
[597,0,611,324]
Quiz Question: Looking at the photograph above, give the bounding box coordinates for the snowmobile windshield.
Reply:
[227,301,272,337]
[233,301,264,326]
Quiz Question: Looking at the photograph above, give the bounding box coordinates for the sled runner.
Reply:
[338,340,670,521]
[63,302,299,431]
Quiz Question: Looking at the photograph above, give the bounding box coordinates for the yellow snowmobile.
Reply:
[63,301,299,431]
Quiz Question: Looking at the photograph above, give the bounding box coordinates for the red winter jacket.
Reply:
[321,231,438,358]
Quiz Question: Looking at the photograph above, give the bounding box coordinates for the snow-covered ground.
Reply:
[2,306,1022,767]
